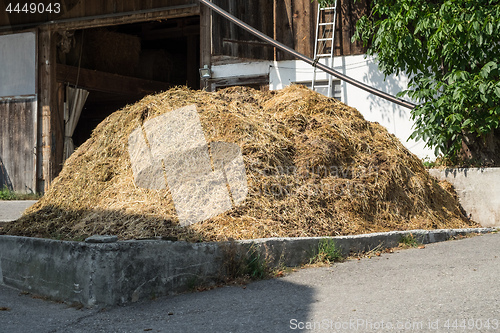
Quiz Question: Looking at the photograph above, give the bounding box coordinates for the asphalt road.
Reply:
[0,200,37,222]
[1,232,499,333]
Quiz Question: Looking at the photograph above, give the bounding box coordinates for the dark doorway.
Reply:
[57,16,201,148]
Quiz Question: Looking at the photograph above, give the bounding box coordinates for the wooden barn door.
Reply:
[0,31,37,193]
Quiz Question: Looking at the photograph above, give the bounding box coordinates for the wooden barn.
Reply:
[0,0,372,193]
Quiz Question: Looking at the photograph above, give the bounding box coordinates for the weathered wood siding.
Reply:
[211,0,368,63]
[338,0,369,56]
[0,0,198,27]
[0,99,36,193]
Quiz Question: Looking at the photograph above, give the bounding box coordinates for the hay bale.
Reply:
[0,85,477,241]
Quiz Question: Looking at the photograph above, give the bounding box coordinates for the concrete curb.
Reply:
[0,228,494,307]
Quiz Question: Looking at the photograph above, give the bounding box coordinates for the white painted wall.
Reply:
[429,168,500,227]
[211,54,435,160]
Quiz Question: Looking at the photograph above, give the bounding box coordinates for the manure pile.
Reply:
[1,85,477,241]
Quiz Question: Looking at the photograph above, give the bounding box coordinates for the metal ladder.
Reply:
[311,1,338,97]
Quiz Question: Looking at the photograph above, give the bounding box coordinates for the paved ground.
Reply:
[0,200,37,222]
[1,232,499,333]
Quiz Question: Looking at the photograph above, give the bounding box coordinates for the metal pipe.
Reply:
[199,0,416,109]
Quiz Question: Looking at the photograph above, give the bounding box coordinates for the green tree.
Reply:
[353,0,500,165]
[316,0,336,6]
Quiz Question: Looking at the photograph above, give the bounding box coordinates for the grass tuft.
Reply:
[310,238,343,264]
[399,233,420,248]
[219,241,270,282]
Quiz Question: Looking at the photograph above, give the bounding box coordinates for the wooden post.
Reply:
[273,0,277,61]
[38,29,57,192]
[200,4,212,91]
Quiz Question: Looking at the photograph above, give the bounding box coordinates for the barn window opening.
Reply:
[0,32,36,99]
[56,16,200,148]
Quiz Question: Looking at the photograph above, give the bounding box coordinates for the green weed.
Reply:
[0,186,41,200]
[0,186,15,200]
[219,241,270,282]
[399,234,420,248]
[422,158,436,168]
[310,238,343,264]
[246,247,268,279]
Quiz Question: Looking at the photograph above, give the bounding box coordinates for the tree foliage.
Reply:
[353,0,500,163]
[316,0,336,7]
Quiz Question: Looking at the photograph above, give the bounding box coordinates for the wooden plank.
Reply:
[340,0,352,56]
[85,0,100,17]
[0,99,36,193]
[259,0,274,60]
[351,0,369,55]
[20,100,35,192]
[246,1,257,59]
[273,0,277,60]
[211,55,268,65]
[0,0,195,28]
[243,1,252,58]
[292,0,313,57]
[49,5,200,31]
[276,0,294,60]
[209,74,269,91]
[0,101,12,190]
[54,82,65,176]
[1,4,200,32]
[334,2,342,57]
[56,64,172,96]
[222,39,275,47]
[102,0,116,15]
[227,0,237,57]
[210,0,222,59]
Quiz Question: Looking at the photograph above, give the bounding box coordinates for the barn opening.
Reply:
[56,15,201,148]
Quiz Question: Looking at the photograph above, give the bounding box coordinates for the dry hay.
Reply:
[1,85,477,241]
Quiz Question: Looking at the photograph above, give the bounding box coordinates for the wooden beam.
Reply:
[222,39,275,47]
[209,74,269,91]
[56,64,172,96]
[273,0,277,61]
[200,4,212,90]
[53,6,200,31]
[54,82,65,177]
[38,30,57,192]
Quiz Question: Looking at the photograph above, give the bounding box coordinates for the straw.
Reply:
[0,85,476,241]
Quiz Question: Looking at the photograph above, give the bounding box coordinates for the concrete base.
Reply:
[0,228,493,307]
[430,168,500,227]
